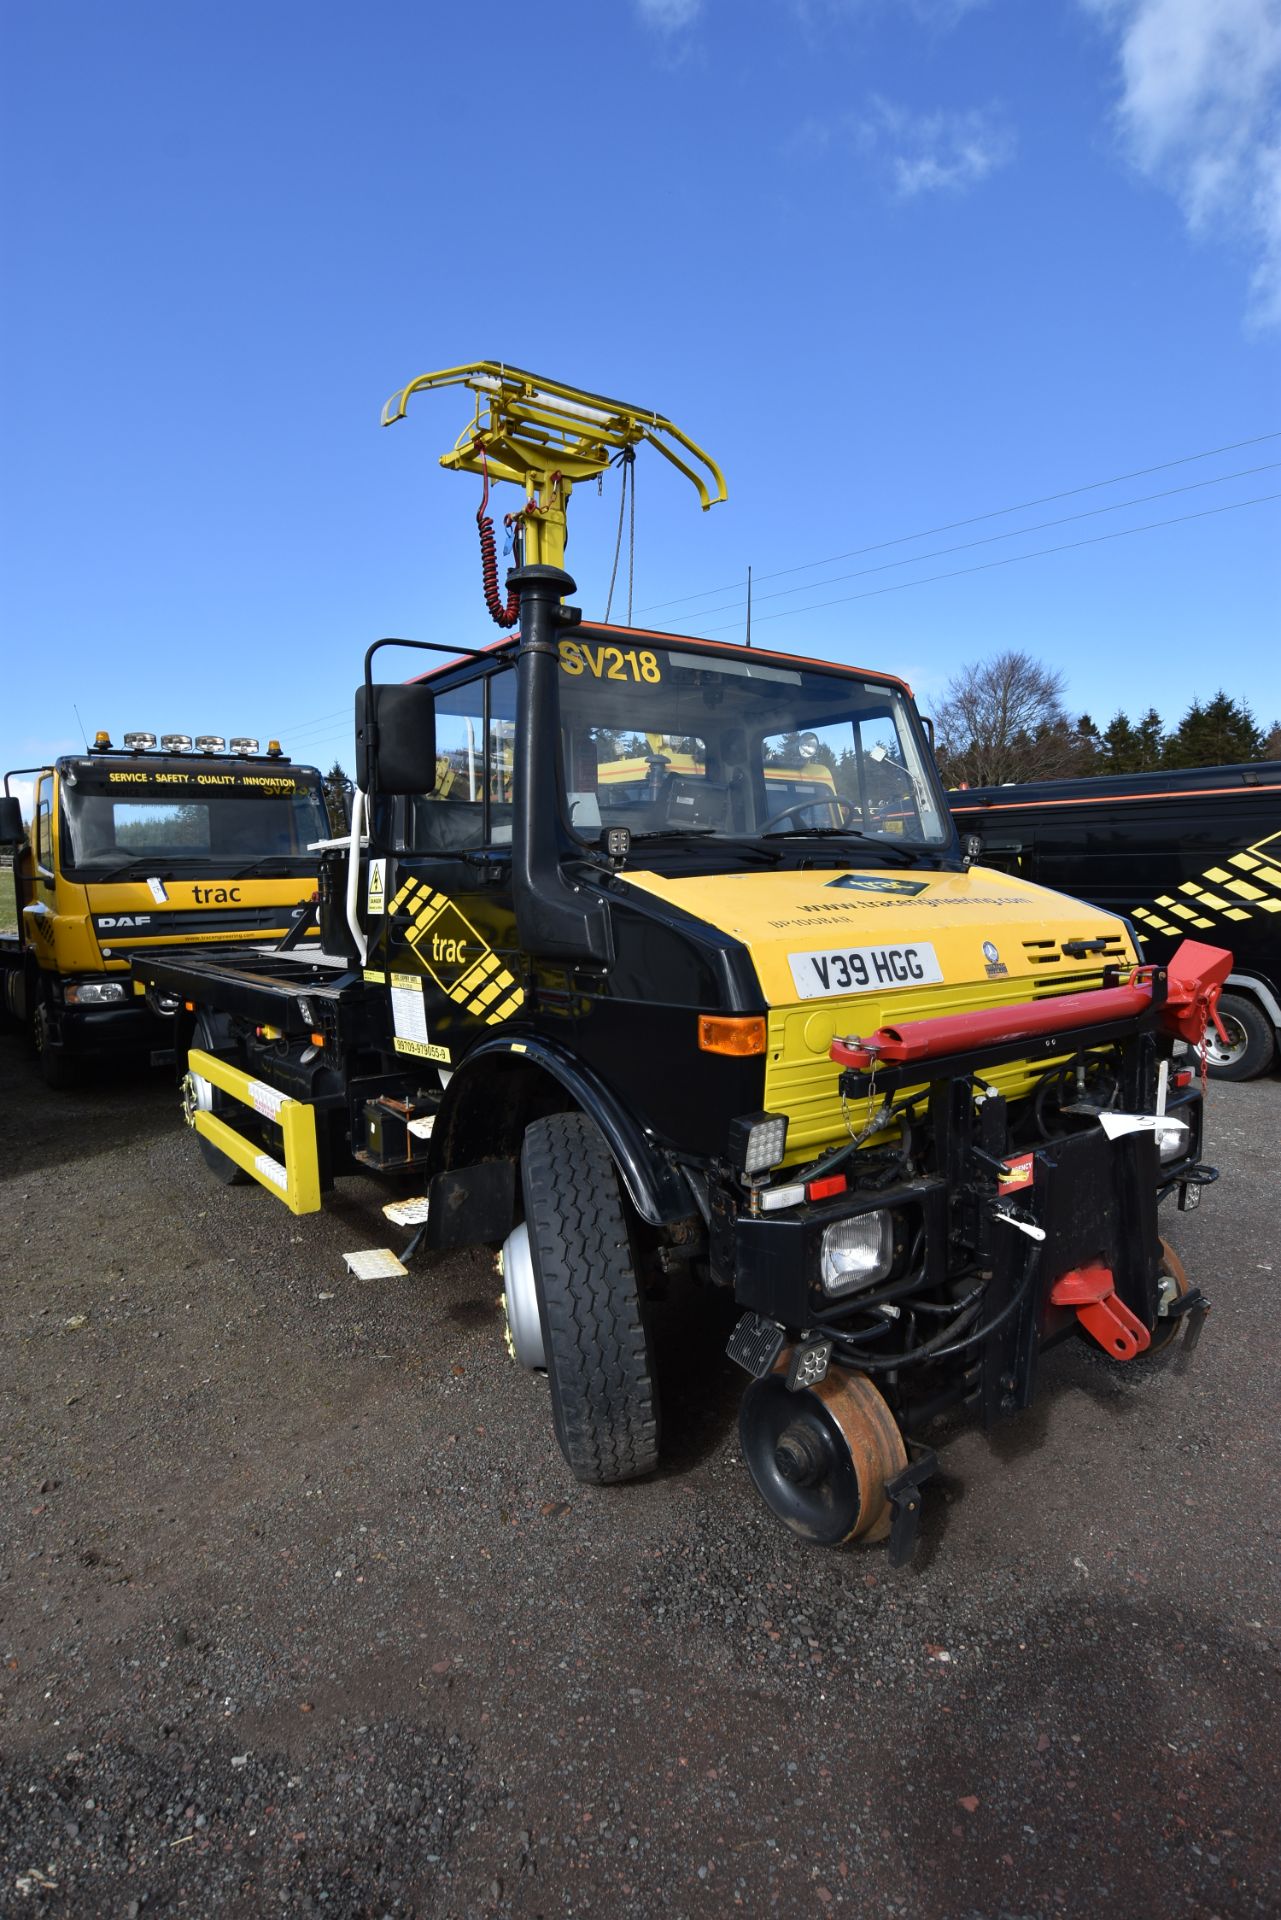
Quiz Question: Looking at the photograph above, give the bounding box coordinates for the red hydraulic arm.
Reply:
[830,939,1233,1073]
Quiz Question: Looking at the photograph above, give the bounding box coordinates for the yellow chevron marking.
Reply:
[1231,852,1260,871]
[1225,907,1251,921]
[1228,878,1264,901]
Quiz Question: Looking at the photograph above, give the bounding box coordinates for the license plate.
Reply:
[787,941,944,999]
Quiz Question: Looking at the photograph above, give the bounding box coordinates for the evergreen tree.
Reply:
[1133,707,1165,770]
[1264,720,1281,761]
[1101,711,1139,773]
[323,761,353,835]
[1165,692,1265,768]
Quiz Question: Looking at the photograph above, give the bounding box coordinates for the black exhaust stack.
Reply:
[509,564,613,967]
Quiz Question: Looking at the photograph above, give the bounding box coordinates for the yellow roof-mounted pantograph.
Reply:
[381,361,727,573]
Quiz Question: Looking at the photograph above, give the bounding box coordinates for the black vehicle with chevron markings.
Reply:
[950,762,1281,1081]
[130,365,1234,1562]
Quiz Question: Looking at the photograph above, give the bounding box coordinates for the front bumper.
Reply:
[727,1086,1208,1424]
[48,992,173,1060]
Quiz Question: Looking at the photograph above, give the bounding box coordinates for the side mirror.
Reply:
[920,715,936,751]
[0,796,25,846]
[354,684,437,795]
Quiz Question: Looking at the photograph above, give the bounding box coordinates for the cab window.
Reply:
[404,668,516,853]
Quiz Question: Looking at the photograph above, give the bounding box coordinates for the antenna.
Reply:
[72,704,89,750]
[745,565,752,647]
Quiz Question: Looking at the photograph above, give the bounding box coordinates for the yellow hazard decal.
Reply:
[1132,830,1281,938]
[367,859,386,915]
[387,880,524,1024]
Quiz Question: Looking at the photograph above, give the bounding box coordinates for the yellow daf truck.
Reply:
[0,733,329,1087]
[130,368,1229,1560]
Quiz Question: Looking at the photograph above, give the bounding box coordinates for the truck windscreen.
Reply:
[556,640,950,848]
[59,769,329,874]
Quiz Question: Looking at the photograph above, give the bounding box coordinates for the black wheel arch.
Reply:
[431,1031,693,1227]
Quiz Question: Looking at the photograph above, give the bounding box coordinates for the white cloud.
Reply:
[1085,0,1281,325]
[634,0,703,29]
[857,97,1016,196]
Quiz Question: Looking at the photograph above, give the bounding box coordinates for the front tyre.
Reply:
[520,1111,660,1486]
[1204,992,1275,1081]
[183,1013,251,1185]
[33,999,78,1090]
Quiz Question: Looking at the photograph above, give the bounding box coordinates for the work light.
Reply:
[727,1111,789,1177]
[229,736,259,755]
[195,735,225,754]
[820,1211,894,1295]
[123,732,156,751]
[161,734,193,752]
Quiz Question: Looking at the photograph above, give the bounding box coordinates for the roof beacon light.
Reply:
[161,734,193,753]
[195,735,225,755]
[229,736,259,755]
[266,739,283,758]
[123,731,157,751]
[93,730,112,750]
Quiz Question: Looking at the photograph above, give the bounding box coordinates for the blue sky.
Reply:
[2,0,1278,810]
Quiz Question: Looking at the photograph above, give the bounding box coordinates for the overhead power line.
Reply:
[666,460,1281,627]
[637,428,1281,616]
[682,491,1281,637]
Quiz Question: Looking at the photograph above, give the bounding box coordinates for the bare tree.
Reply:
[934,651,1082,787]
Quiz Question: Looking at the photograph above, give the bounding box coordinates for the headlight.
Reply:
[65,980,128,1005]
[1156,1117,1190,1164]
[820,1210,894,1296]
[727,1110,789,1176]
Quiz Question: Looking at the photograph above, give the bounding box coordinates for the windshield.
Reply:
[59,767,329,873]
[556,638,950,849]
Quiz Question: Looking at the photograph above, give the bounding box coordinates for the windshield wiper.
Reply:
[628,831,784,866]
[231,858,299,878]
[79,861,179,883]
[759,826,920,867]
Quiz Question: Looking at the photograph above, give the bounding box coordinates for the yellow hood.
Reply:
[621,863,1134,1006]
[621,863,1137,1161]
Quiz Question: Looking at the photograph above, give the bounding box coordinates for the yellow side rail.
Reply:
[188,1048,321,1216]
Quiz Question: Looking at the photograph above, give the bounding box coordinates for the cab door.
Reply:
[372,665,525,1073]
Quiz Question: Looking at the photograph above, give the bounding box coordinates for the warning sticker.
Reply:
[390,975,429,1045]
[388,971,450,1063]
[998,1151,1035,1197]
[367,858,386,915]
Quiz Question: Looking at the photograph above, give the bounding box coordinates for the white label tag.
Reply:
[367,858,386,915]
[788,941,944,999]
[147,876,168,904]
[390,977,429,1045]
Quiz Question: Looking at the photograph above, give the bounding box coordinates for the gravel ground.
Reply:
[1,1028,1278,1918]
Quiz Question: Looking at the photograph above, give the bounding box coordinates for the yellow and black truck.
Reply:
[129,367,1230,1559]
[0,732,329,1087]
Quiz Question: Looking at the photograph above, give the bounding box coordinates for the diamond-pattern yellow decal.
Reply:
[1132,829,1281,934]
[387,880,525,1025]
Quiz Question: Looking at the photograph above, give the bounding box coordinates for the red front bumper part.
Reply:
[829,937,1233,1072]
[1049,1262,1151,1361]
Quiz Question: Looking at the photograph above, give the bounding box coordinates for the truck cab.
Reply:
[0,732,329,1087]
